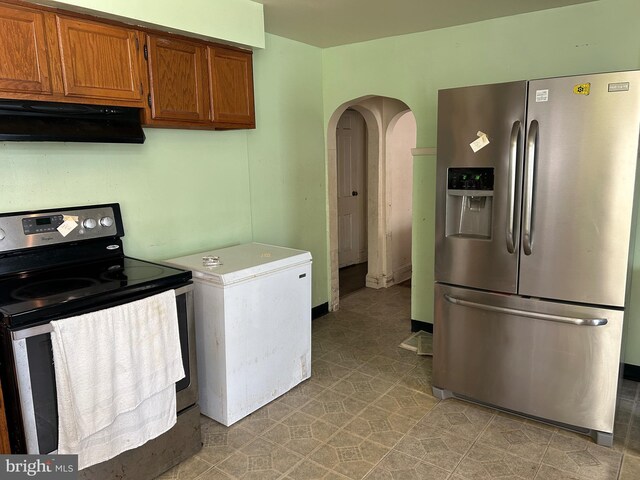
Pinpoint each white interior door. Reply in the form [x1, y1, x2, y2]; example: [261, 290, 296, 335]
[337, 109, 367, 268]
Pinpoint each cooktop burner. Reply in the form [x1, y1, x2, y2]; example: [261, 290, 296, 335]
[0, 256, 191, 328]
[101, 264, 165, 282]
[11, 277, 100, 301]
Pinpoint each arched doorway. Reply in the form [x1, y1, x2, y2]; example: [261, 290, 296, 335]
[326, 96, 416, 310]
[336, 109, 368, 296]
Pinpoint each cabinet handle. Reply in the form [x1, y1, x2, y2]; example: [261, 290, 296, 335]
[148, 94, 152, 107]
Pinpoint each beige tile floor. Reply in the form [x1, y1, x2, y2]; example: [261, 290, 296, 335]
[158, 285, 640, 480]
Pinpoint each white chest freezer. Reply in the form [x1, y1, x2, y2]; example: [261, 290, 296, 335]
[165, 242, 312, 426]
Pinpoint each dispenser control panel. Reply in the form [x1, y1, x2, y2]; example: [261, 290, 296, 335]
[445, 167, 494, 239]
[447, 168, 494, 191]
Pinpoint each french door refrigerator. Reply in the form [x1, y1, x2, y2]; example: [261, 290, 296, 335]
[432, 70, 640, 446]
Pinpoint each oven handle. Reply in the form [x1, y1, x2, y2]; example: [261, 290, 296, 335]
[11, 285, 193, 341]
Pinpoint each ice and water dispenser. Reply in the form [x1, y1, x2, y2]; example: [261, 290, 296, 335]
[446, 168, 494, 239]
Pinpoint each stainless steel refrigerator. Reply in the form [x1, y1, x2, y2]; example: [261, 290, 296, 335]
[432, 70, 640, 446]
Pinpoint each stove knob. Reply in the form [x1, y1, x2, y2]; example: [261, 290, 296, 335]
[83, 218, 97, 229]
[100, 216, 114, 228]
[0, 228, 5, 241]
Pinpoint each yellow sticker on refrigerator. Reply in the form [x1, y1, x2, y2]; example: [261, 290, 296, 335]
[573, 83, 591, 95]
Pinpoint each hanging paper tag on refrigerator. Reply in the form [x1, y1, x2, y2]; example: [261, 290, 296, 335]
[470, 131, 490, 153]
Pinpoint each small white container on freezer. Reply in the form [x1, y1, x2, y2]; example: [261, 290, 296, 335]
[165, 242, 312, 426]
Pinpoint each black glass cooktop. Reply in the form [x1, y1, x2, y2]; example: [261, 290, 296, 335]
[0, 256, 191, 328]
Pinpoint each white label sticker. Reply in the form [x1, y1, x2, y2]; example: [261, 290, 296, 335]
[536, 89, 549, 102]
[63, 215, 79, 223]
[57, 219, 78, 237]
[608, 82, 630, 92]
[469, 132, 490, 153]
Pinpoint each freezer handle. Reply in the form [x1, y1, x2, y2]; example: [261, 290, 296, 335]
[523, 120, 538, 255]
[506, 120, 521, 254]
[443, 294, 608, 326]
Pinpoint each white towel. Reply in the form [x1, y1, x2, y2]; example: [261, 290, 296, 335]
[50, 289, 185, 470]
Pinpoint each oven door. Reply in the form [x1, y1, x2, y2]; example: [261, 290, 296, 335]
[8, 284, 197, 454]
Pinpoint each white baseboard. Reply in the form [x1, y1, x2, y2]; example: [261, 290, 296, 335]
[366, 273, 392, 289]
[393, 264, 412, 285]
[366, 265, 411, 289]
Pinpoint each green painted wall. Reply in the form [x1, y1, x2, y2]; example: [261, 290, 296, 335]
[0, 129, 254, 260]
[41, 0, 265, 48]
[321, 0, 640, 364]
[247, 34, 328, 307]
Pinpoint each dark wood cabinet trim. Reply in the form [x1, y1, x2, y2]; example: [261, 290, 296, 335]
[0, 385, 10, 454]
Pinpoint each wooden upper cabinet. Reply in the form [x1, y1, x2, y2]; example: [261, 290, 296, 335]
[0, 3, 54, 95]
[208, 46, 255, 128]
[145, 35, 210, 125]
[0, 1, 256, 129]
[56, 16, 143, 103]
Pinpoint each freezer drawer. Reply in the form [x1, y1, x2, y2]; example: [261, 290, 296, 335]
[433, 284, 623, 435]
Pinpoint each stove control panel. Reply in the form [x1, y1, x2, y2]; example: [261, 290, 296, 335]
[22, 214, 64, 235]
[0, 204, 123, 253]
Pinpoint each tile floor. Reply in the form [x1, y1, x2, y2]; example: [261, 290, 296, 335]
[158, 285, 640, 480]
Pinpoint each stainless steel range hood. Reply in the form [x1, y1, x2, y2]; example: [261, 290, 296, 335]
[0, 100, 145, 144]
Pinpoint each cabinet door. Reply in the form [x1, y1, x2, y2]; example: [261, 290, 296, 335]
[146, 35, 210, 124]
[208, 46, 255, 128]
[0, 4, 53, 95]
[56, 16, 143, 103]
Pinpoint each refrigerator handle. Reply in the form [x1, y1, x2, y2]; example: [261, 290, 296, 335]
[506, 121, 521, 254]
[523, 120, 538, 255]
[444, 294, 608, 326]
[444, 295, 608, 327]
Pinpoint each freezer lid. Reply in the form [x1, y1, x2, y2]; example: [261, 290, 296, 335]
[165, 243, 312, 286]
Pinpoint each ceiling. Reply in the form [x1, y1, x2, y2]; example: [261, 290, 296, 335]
[252, 0, 598, 48]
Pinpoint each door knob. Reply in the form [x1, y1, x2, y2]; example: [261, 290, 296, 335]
[352, 191, 358, 196]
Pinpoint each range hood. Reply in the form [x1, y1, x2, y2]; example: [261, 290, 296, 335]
[0, 100, 145, 144]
